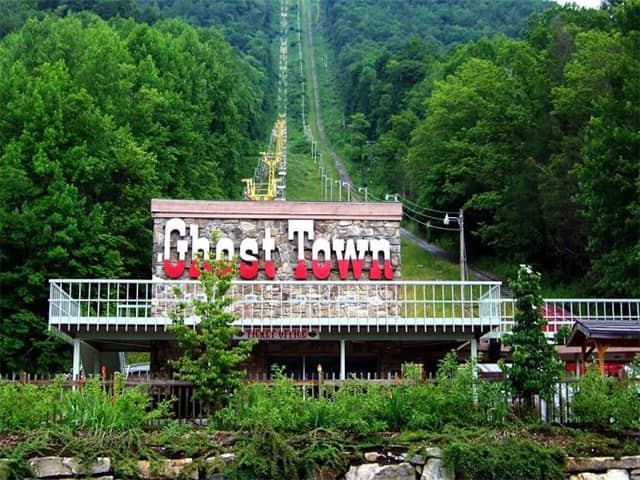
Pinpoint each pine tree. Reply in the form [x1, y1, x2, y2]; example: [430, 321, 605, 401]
[502, 265, 563, 415]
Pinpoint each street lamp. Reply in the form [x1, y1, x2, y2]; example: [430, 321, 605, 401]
[385, 193, 399, 202]
[443, 210, 467, 283]
[335, 179, 342, 201]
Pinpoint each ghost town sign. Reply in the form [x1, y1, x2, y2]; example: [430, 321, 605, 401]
[160, 218, 394, 281]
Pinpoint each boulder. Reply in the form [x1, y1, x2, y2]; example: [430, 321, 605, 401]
[566, 458, 617, 473]
[569, 471, 629, 480]
[345, 462, 416, 480]
[421, 458, 454, 480]
[29, 457, 111, 478]
[424, 447, 443, 459]
[137, 459, 198, 479]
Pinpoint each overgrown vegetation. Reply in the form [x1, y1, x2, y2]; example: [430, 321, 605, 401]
[318, 0, 639, 296]
[1, 358, 640, 478]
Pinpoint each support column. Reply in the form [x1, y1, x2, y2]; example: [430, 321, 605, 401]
[470, 336, 478, 404]
[302, 354, 306, 381]
[470, 337, 478, 380]
[72, 338, 81, 382]
[339, 339, 346, 380]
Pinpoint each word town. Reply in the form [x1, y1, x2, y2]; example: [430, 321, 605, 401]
[160, 218, 394, 281]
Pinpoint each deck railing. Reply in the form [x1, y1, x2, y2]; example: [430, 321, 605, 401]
[49, 279, 502, 332]
[49, 280, 639, 334]
[500, 298, 640, 337]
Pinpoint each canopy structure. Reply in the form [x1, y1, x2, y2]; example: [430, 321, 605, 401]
[567, 320, 640, 374]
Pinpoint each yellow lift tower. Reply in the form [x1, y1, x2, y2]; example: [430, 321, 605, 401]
[242, 114, 287, 201]
[243, 0, 288, 201]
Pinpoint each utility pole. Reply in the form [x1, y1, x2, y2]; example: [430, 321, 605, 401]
[459, 209, 466, 282]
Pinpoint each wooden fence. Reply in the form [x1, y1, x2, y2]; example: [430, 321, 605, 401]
[1, 373, 635, 425]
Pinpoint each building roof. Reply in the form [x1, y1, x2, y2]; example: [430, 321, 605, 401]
[151, 199, 403, 221]
[567, 320, 640, 347]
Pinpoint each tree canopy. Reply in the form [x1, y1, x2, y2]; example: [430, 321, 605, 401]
[0, 13, 270, 373]
[322, 0, 640, 296]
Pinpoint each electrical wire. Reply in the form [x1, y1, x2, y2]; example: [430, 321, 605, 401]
[397, 193, 457, 215]
[402, 210, 459, 231]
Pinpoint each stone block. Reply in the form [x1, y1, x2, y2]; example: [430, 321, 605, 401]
[621, 458, 640, 470]
[604, 470, 630, 480]
[345, 462, 415, 480]
[571, 471, 629, 480]
[567, 457, 640, 473]
[566, 457, 617, 473]
[421, 458, 453, 480]
[364, 452, 379, 462]
[424, 447, 443, 459]
[137, 459, 198, 479]
[29, 457, 111, 478]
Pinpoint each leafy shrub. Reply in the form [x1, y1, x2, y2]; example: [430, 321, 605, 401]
[214, 353, 507, 436]
[0, 376, 168, 434]
[572, 367, 640, 431]
[0, 380, 62, 432]
[444, 435, 565, 480]
[58, 377, 169, 433]
[225, 421, 301, 480]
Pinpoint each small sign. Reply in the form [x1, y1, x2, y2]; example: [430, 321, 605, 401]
[236, 328, 320, 340]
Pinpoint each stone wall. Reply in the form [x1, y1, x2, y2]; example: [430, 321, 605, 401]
[151, 200, 402, 282]
[12, 454, 640, 479]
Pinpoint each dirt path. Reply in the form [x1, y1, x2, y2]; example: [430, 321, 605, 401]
[303, 0, 352, 185]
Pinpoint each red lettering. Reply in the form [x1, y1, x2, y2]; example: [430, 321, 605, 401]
[312, 259, 331, 280]
[295, 259, 307, 280]
[163, 259, 185, 279]
[264, 260, 276, 279]
[239, 260, 259, 280]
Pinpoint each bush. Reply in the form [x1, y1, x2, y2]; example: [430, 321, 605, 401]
[572, 367, 640, 431]
[444, 434, 565, 480]
[0, 376, 168, 434]
[0, 381, 62, 432]
[214, 353, 507, 436]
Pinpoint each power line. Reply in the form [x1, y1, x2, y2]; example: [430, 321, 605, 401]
[402, 202, 449, 223]
[402, 210, 459, 231]
[397, 194, 457, 216]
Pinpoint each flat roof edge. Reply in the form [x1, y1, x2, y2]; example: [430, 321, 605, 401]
[151, 199, 403, 221]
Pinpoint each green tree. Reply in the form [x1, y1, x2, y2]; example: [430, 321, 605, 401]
[347, 112, 370, 184]
[0, 14, 267, 373]
[502, 265, 563, 414]
[407, 56, 541, 258]
[169, 260, 256, 411]
[566, 27, 640, 296]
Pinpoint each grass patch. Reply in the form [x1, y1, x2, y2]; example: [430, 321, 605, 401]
[401, 238, 461, 281]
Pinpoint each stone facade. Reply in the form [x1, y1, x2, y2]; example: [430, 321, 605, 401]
[151, 200, 402, 282]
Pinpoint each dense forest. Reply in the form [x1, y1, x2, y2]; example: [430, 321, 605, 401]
[0, 0, 278, 373]
[320, 0, 639, 297]
[0, 0, 637, 374]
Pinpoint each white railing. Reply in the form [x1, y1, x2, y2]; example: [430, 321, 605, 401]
[500, 298, 640, 337]
[48, 279, 502, 332]
[49, 280, 639, 335]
